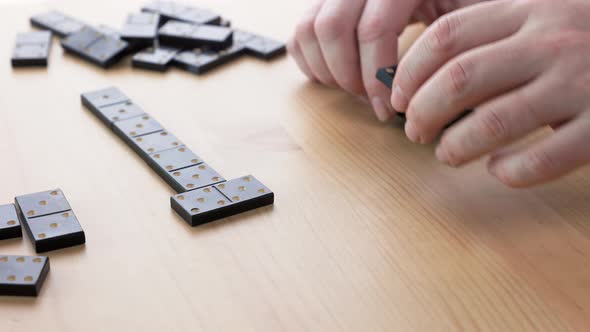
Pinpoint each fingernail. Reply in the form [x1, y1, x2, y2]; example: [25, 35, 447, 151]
[356, 95, 369, 105]
[391, 84, 409, 112]
[487, 158, 500, 176]
[405, 121, 421, 143]
[435, 145, 449, 164]
[372, 97, 390, 122]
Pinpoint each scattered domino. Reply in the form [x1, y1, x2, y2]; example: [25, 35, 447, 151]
[172, 44, 244, 75]
[132, 46, 180, 72]
[0, 255, 50, 297]
[30, 10, 86, 37]
[28, 4, 285, 75]
[171, 175, 274, 226]
[11, 31, 52, 67]
[142, 0, 221, 25]
[121, 12, 160, 46]
[61, 26, 129, 68]
[233, 30, 286, 60]
[171, 31, 286, 75]
[95, 24, 121, 39]
[0, 204, 22, 240]
[220, 18, 231, 28]
[82, 86, 275, 225]
[15, 189, 86, 253]
[158, 21, 233, 50]
[16, 189, 71, 218]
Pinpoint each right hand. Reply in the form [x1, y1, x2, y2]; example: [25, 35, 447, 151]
[288, 0, 485, 122]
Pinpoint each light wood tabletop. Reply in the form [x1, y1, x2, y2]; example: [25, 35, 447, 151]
[1, 0, 590, 331]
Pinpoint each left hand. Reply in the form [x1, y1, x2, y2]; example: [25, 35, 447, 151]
[392, 0, 590, 188]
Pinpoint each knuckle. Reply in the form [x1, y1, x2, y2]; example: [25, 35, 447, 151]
[314, 13, 347, 42]
[364, 74, 385, 95]
[512, 92, 541, 126]
[357, 15, 390, 43]
[427, 13, 461, 53]
[525, 150, 558, 175]
[479, 108, 509, 141]
[397, 61, 416, 88]
[445, 57, 471, 97]
[295, 17, 316, 41]
[339, 75, 364, 95]
[539, 31, 581, 57]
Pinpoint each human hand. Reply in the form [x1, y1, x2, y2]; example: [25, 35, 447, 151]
[288, 0, 482, 122]
[393, 0, 590, 187]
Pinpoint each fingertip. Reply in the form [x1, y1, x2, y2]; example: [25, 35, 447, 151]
[405, 121, 421, 143]
[435, 145, 450, 165]
[487, 159, 525, 188]
[371, 96, 391, 122]
[286, 37, 296, 54]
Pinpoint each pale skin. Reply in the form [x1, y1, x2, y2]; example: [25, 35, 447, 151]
[288, 0, 590, 188]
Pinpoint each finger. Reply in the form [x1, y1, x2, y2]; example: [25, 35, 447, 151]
[294, 0, 337, 86]
[392, 0, 528, 112]
[314, 0, 366, 96]
[287, 37, 318, 81]
[357, 0, 420, 122]
[487, 115, 590, 188]
[436, 75, 577, 167]
[408, 35, 544, 144]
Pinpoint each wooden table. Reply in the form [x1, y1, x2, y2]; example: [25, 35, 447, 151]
[1, 0, 590, 331]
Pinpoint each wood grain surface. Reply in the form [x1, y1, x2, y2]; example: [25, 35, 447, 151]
[0, 0, 589, 331]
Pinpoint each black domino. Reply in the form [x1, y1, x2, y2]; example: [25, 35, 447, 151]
[234, 30, 286, 60]
[0, 255, 50, 297]
[132, 130, 183, 155]
[15, 189, 71, 218]
[81, 86, 129, 109]
[121, 12, 160, 46]
[81, 87, 143, 127]
[95, 25, 121, 39]
[113, 114, 164, 140]
[158, 21, 232, 50]
[147, 146, 203, 172]
[375, 66, 405, 119]
[132, 46, 180, 71]
[82, 87, 275, 225]
[376, 66, 396, 90]
[172, 44, 244, 74]
[30, 10, 86, 37]
[61, 26, 129, 68]
[164, 163, 225, 193]
[376, 65, 474, 124]
[0, 204, 22, 240]
[92, 101, 146, 126]
[170, 175, 273, 226]
[15, 189, 86, 253]
[220, 18, 231, 28]
[142, 1, 221, 25]
[11, 31, 52, 67]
